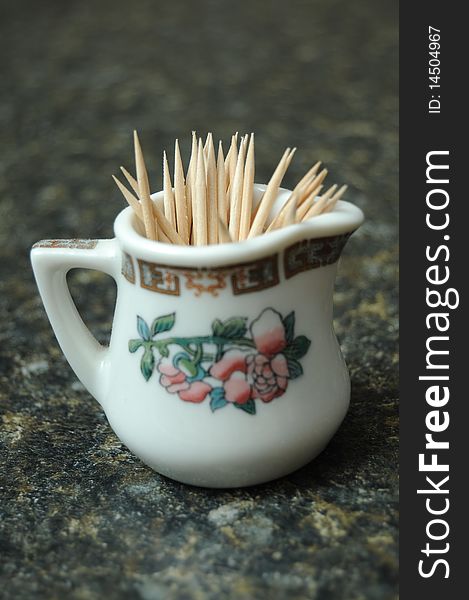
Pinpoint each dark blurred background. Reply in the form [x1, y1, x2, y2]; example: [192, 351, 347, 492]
[0, 1, 398, 598]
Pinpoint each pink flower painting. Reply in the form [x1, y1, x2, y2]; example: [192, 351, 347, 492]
[158, 360, 212, 403]
[129, 308, 311, 414]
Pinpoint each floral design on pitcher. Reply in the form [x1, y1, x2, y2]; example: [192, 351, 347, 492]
[128, 308, 311, 415]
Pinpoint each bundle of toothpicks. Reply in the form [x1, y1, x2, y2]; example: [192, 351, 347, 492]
[112, 131, 347, 245]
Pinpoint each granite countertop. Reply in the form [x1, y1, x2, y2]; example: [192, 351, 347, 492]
[0, 0, 398, 598]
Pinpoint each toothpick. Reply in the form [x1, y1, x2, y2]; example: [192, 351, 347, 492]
[120, 166, 139, 196]
[113, 175, 184, 245]
[154, 196, 164, 214]
[323, 184, 348, 213]
[217, 141, 227, 227]
[298, 168, 328, 205]
[186, 131, 197, 239]
[302, 184, 338, 221]
[266, 184, 303, 232]
[205, 133, 218, 244]
[248, 147, 296, 238]
[194, 139, 207, 245]
[226, 133, 238, 194]
[296, 184, 324, 220]
[289, 171, 328, 222]
[158, 228, 171, 243]
[228, 136, 247, 241]
[283, 189, 298, 227]
[190, 133, 199, 245]
[267, 167, 328, 231]
[112, 175, 143, 217]
[218, 217, 233, 243]
[174, 139, 190, 244]
[163, 151, 177, 228]
[239, 133, 255, 240]
[250, 146, 296, 232]
[295, 161, 321, 192]
[203, 132, 211, 161]
[225, 132, 238, 185]
[152, 201, 186, 244]
[134, 131, 157, 241]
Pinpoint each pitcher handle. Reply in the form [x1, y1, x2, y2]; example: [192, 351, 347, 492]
[30, 238, 120, 407]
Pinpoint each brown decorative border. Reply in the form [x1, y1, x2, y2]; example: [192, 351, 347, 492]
[181, 270, 228, 297]
[122, 252, 135, 284]
[33, 239, 98, 250]
[129, 233, 350, 296]
[135, 254, 279, 297]
[231, 255, 279, 295]
[284, 232, 352, 279]
[138, 259, 181, 296]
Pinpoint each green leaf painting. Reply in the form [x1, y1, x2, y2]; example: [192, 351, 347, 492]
[151, 313, 175, 336]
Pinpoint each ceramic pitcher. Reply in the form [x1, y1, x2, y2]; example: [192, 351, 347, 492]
[31, 185, 364, 487]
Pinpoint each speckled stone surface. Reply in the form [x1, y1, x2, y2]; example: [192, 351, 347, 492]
[0, 0, 398, 598]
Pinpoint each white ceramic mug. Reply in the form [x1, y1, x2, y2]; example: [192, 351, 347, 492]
[31, 185, 364, 488]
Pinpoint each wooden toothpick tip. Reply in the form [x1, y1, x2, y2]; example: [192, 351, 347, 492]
[217, 141, 227, 227]
[296, 184, 324, 220]
[112, 175, 142, 218]
[226, 133, 239, 196]
[228, 135, 247, 241]
[186, 131, 198, 230]
[323, 184, 348, 213]
[239, 133, 255, 240]
[296, 160, 322, 190]
[298, 168, 328, 205]
[174, 139, 190, 243]
[248, 147, 292, 238]
[203, 132, 213, 156]
[120, 166, 139, 195]
[205, 134, 218, 244]
[134, 130, 157, 240]
[163, 150, 177, 229]
[194, 139, 208, 246]
[268, 162, 325, 230]
[302, 184, 338, 221]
